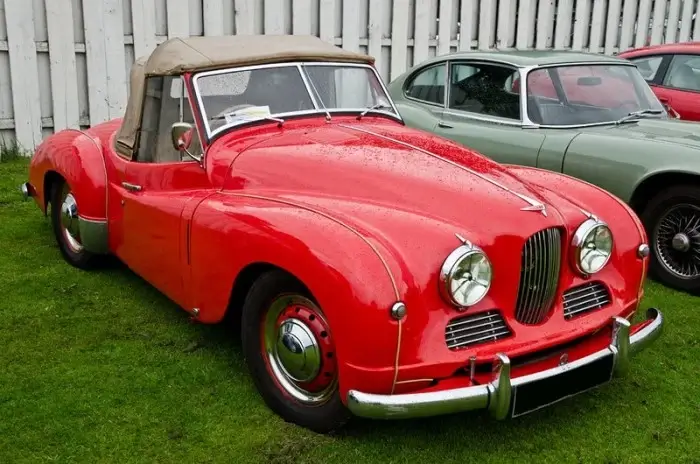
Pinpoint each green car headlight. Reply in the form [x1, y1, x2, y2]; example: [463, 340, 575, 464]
[572, 218, 613, 275]
[439, 243, 492, 308]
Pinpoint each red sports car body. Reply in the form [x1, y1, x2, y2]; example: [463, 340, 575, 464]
[22, 36, 663, 432]
[619, 42, 700, 121]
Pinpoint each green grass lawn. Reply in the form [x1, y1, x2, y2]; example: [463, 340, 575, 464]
[1, 158, 699, 464]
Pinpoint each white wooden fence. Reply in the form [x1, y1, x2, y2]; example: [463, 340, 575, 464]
[1, 0, 699, 152]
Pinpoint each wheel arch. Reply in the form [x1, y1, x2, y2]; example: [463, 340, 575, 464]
[629, 170, 700, 214]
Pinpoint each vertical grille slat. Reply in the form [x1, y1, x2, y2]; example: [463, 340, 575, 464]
[444, 310, 511, 350]
[563, 282, 611, 319]
[515, 227, 562, 325]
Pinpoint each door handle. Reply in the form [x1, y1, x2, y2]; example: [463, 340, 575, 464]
[437, 121, 453, 129]
[121, 182, 142, 192]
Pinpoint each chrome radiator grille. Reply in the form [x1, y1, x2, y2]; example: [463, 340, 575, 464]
[515, 227, 562, 325]
[445, 310, 511, 350]
[563, 282, 611, 319]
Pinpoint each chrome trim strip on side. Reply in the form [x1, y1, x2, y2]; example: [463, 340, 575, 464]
[78, 216, 109, 254]
[347, 308, 663, 420]
[338, 124, 548, 214]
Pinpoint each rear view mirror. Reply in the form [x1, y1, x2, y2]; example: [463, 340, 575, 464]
[577, 76, 602, 86]
[171, 122, 202, 163]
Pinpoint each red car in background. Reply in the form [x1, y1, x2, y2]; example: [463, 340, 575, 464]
[619, 42, 700, 121]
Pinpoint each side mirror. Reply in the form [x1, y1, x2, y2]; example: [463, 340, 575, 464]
[664, 103, 681, 119]
[171, 122, 201, 163]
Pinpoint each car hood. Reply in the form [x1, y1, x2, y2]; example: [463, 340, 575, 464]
[583, 117, 700, 150]
[223, 119, 594, 254]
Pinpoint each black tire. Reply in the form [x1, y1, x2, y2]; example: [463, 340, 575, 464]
[640, 184, 700, 295]
[241, 270, 350, 433]
[50, 178, 97, 270]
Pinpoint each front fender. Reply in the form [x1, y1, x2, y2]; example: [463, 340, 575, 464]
[188, 193, 403, 399]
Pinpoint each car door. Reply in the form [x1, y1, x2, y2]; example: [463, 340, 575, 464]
[433, 61, 545, 167]
[625, 54, 684, 117]
[657, 54, 700, 121]
[114, 75, 210, 309]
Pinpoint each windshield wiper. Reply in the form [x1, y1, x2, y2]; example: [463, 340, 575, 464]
[211, 114, 285, 127]
[357, 103, 392, 120]
[615, 109, 664, 125]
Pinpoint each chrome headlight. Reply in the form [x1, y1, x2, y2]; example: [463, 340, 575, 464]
[439, 243, 492, 308]
[572, 218, 613, 275]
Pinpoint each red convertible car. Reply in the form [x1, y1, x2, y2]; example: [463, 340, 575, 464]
[22, 35, 663, 432]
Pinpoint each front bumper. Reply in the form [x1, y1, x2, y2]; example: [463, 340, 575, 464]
[347, 307, 663, 420]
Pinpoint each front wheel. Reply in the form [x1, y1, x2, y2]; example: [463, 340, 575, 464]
[50, 179, 98, 269]
[641, 185, 700, 295]
[241, 270, 350, 433]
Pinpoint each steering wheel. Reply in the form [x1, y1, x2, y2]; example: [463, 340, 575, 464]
[213, 104, 256, 120]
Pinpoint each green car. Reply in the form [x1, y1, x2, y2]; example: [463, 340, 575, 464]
[388, 50, 700, 294]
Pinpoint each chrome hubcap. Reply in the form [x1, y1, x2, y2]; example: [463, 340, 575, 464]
[655, 203, 700, 279]
[263, 295, 337, 404]
[60, 187, 83, 253]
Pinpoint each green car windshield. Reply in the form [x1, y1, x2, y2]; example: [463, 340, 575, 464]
[525, 64, 665, 126]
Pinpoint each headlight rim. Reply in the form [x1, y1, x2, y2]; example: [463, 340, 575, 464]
[439, 242, 492, 310]
[571, 217, 614, 275]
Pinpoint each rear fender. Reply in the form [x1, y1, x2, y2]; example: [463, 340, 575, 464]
[189, 193, 403, 399]
[29, 129, 109, 253]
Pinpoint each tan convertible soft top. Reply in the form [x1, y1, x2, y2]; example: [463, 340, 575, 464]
[115, 35, 375, 157]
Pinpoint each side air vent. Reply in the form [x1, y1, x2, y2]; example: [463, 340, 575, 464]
[445, 310, 511, 350]
[563, 282, 611, 319]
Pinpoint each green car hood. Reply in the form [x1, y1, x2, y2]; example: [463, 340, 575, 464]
[583, 118, 700, 150]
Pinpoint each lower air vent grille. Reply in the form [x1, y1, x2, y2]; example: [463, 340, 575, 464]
[563, 282, 611, 319]
[445, 310, 511, 350]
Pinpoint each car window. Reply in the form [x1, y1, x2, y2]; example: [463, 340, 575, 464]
[136, 76, 203, 164]
[404, 64, 446, 105]
[630, 56, 664, 81]
[448, 63, 520, 120]
[663, 54, 700, 91]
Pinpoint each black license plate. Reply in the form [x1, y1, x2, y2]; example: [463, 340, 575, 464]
[511, 353, 615, 418]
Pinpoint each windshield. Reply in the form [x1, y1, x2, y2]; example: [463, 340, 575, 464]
[525, 64, 666, 126]
[193, 63, 396, 136]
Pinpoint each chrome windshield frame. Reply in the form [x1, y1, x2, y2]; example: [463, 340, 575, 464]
[192, 61, 402, 139]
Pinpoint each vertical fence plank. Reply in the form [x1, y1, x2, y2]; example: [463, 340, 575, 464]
[318, 0, 334, 42]
[571, 0, 591, 50]
[604, 0, 622, 55]
[554, 0, 574, 49]
[664, 0, 681, 43]
[496, 0, 514, 49]
[167, 0, 190, 38]
[650, 0, 668, 45]
[368, 1, 384, 71]
[265, 0, 284, 33]
[235, 0, 255, 35]
[535, 0, 555, 50]
[618, 0, 638, 52]
[588, 0, 607, 54]
[390, 0, 409, 81]
[413, 0, 430, 62]
[635, 0, 653, 47]
[478, 0, 496, 50]
[83, 0, 127, 124]
[516, 0, 535, 49]
[437, 0, 452, 55]
[203, 0, 225, 36]
[292, 0, 311, 34]
[459, 0, 475, 50]
[679, 0, 694, 42]
[46, 0, 80, 131]
[694, 0, 700, 40]
[342, 0, 359, 51]
[132, 0, 157, 58]
[4, 0, 41, 148]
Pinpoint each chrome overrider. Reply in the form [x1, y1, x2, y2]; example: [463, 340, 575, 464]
[347, 308, 664, 420]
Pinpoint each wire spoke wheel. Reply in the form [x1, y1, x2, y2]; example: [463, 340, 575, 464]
[654, 203, 700, 279]
[261, 294, 338, 405]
